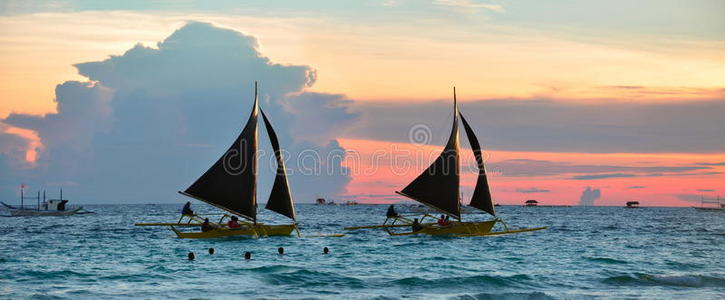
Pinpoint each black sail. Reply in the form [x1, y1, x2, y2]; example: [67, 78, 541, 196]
[398, 95, 461, 219]
[181, 83, 259, 221]
[460, 113, 495, 216]
[261, 110, 296, 220]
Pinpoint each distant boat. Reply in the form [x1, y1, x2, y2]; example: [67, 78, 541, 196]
[315, 198, 327, 205]
[625, 201, 640, 208]
[1, 187, 87, 216]
[693, 195, 724, 211]
[345, 200, 358, 206]
[524, 199, 539, 207]
[136, 83, 342, 238]
[345, 87, 546, 236]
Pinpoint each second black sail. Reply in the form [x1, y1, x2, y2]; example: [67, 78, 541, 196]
[261, 110, 296, 220]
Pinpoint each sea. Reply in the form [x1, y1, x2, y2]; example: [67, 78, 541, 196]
[0, 204, 723, 299]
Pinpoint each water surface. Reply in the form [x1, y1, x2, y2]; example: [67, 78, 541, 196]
[1, 204, 723, 299]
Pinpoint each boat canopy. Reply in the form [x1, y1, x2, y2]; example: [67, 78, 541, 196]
[181, 83, 260, 221]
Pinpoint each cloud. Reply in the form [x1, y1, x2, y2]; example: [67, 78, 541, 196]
[696, 162, 725, 166]
[571, 173, 637, 180]
[488, 159, 709, 177]
[346, 98, 725, 153]
[516, 187, 550, 193]
[0, 22, 357, 203]
[675, 194, 701, 203]
[433, 0, 505, 13]
[281, 92, 359, 144]
[579, 186, 600, 206]
[627, 185, 646, 189]
[696, 189, 715, 192]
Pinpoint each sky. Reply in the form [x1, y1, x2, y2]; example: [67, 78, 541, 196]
[0, 0, 723, 206]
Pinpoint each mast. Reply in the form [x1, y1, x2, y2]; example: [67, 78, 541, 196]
[396, 87, 461, 219]
[261, 110, 296, 220]
[181, 82, 259, 221]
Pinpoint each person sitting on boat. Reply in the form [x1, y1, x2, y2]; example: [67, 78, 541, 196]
[412, 218, 423, 232]
[227, 216, 241, 229]
[386, 204, 399, 218]
[181, 201, 194, 216]
[201, 218, 214, 232]
[437, 214, 447, 226]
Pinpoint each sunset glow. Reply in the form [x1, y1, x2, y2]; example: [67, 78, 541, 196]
[0, 2, 723, 206]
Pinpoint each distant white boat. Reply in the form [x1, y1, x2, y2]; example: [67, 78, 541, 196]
[1, 187, 88, 216]
[693, 195, 723, 211]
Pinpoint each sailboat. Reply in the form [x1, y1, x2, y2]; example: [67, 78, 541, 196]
[345, 88, 546, 236]
[135, 82, 300, 239]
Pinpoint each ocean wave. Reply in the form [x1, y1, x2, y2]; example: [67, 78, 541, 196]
[604, 273, 725, 288]
[258, 268, 365, 288]
[583, 256, 628, 264]
[99, 272, 174, 282]
[392, 274, 533, 289]
[28, 294, 69, 300]
[454, 292, 556, 300]
[17, 270, 94, 281]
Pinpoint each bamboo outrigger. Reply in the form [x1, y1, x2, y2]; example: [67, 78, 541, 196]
[135, 82, 340, 239]
[345, 87, 546, 236]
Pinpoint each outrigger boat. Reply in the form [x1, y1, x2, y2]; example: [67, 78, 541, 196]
[136, 82, 319, 238]
[345, 88, 546, 236]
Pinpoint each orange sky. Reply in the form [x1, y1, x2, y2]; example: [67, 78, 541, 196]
[338, 139, 725, 207]
[2, 12, 725, 119]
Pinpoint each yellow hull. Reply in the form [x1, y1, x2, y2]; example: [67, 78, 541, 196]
[346, 214, 546, 237]
[388, 220, 497, 236]
[172, 223, 297, 239]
